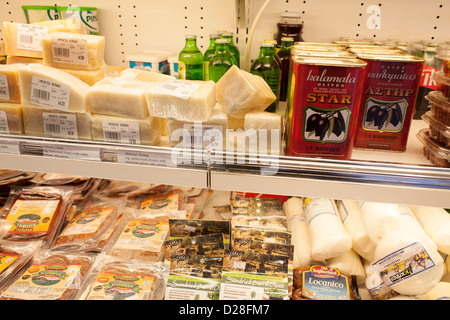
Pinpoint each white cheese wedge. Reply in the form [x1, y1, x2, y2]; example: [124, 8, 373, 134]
[0, 103, 23, 135]
[167, 106, 228, 148]
[22, 105, 92, 140]
[88, 69, 174, 120]
[42, 32, 105, 70]
[19, 64, 90, 113]
[216, 65, 276, 118]
[145, 79, 216, 122]
[0, 64, 22, 104]
[91, 114, 161, 146]
[409, 205, 450, 255]
[244, 111, 282, 155]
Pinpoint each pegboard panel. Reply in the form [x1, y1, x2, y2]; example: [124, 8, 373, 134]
[0, 0, 449, 68]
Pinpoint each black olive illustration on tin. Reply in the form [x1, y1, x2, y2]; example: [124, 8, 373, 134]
[365, 103, 403, 130]
[306, 110, 345, 140]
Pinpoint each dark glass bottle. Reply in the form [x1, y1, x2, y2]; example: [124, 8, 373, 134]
[203, 34, 220, 81]
[221, 32, 240, 67]
[178, 35, 203, 80]
[274, 12, 304, 46]
[277, 37, 293, 102]
[250, 42, 281, 113]
[209, 39, 238, 83]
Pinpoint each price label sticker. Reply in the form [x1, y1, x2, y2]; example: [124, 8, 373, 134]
[43, 113, 78, 139]
[51, 38, 89, 65]
[30, 76, 71, 111]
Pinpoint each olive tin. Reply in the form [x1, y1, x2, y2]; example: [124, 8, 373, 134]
[353, 53, 424, 151]
[285, 56, 367, 159]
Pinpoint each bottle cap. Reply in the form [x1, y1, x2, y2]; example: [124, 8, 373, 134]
[222, 32, 234, 37]
[185, 34, 197, 39]
[215, 39, 230, 44]
[210, 34, 220, 38]
[280, 12, 301, 18]
[261, 42, 274, 48]
[281, 37, 294, 42]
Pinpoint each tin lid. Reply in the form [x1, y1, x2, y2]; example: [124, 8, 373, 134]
[294, 42, 346, 47]
[349, 49, 406, 55]
[356, 53, 425, 63]
[292, 50, 357, 58]
[293, 56, 367, 67]
[292, 45, 348, 52]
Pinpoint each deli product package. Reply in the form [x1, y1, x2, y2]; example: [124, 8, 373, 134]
[52, 195, 126, 251]
[98, 180, 167, 199]
[30, 173, 90, 186]
[0, 185, 74, 248]
[132, 186, 188, 212]
[0, 240, 42, 291]
[163, 233, 225, 261]
[0, 64, 22, 104]
[77, 253, 167, 300]
[0, 219, 13, 241]
[0, 248, 96, 300]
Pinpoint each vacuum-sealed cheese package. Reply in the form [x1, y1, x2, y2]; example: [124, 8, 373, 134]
[0, 64, 22, 104]
[0, 249, 96, 300]
[0, 103, 23, 135]
[77, 253, 167, 300]
[18, 64, 90, 113]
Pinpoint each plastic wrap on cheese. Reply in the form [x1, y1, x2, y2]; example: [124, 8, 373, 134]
[283, 197, 312, 268]
[303, 198, 352, 261]
[372, 229, 444, 296]
[0, 103, 24, 135]
[0, 64, 22, 104]
[337, 200, 376, 262]
[60, 64, 107, 86]
[409, 205, 450, 255]
[167, 106, 228, 148]
[91, 114, 161, 146]
[22, 105, 92, 140]
[88, 69, 174, 120]
[42, 32, 105, 70]
[417, 282, 450, 300]
[7, 56, 43, 65]
[227, 114, 245, 129]
[216, 65, 276, 118]
[145, 79, 216, 122]
[19, 64, 90, 113]
[32, 19, 87, 35]
[326, 249, 366, 285]
[244, 111, 282, 155]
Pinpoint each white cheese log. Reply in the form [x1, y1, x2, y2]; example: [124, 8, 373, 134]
[145, 79, 216, 122]
[0, 103, 23, 134]
[364, 261, 399, 300]
[244, 111, 282, 155]
[22, 105, 92, 140]
[283, 197, 312, 268]
[216, 65, 276, 118]
[91, 114, 161, 146]
[373, 229, 444, 296]
[409, 205, 450, 255]
[0, 64, 22, 104]
[42, 32, 105, 70]
[417, 282, 450, 300]
[326, 249, 366, 285]
[302, 198, 353, 261]
[19, 64, 90, 113]
[337, 200, 376, 262]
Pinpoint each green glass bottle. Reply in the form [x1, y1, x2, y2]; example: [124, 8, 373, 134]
[265, 39, 282, 67]
[277, 37, 293, 101]
[178, 35, 203, 80]
[209, 39, 238, 83]
[221, 32, 240, 67]
[203, 33, 220, 81]
[250, 42, 281, 113]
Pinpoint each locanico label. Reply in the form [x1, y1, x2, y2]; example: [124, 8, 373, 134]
[301, 265, 352, 300]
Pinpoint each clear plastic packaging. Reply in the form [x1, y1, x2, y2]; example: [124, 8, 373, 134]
[417, 128, 450, 167]
[98, 180, 167, 198]
[433, 71, 450, 99]
[425, 90, 450, 126]
[422, 111, 450, 148]
[30, 173, 90, 186]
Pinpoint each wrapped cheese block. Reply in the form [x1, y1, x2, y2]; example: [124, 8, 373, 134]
[7, 56, 43, 65]
[0, 64, 22, 104]
[216, 65, 276, 118]
[372, 229, 444, 296]
[60, 65, 107, 86]
[417, 282, 450, 300]
[326, 249, 366, 285]
[91, 114, 161, 146]
[145, 79, 216, 122]
[227, 114, 245, 130]
[303, 198, 352, 261]
[0, 103, 24, 135]
[22, 105, 92, 140]
[32, 19, 87, 35]
[42, 32, 105, 70]
[244, 111, 282, 155]
[167, 106, 228, 148]
[283, 197, 312, 268]
[409, 205, 450, 255]
[88, 69, 174, 120]
[336, 200, 376, 262]
[19, 64, 90, 113]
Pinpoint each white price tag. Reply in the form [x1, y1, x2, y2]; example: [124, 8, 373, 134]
[0, 111, 9, 134]
[16, 23, 48, 51]
[43, 113, 78, 139]
[183, 123, 223, 148]
[51, 38, 88, 65]
[117, 150, 177, 168]
[43, 144, 100, 161]
[0, 140, 21, 154]
[102, 121, 141, 145]
[30, 76, 71, 111]
[0, 74, 10, 100]
[154, 80, 201, 100]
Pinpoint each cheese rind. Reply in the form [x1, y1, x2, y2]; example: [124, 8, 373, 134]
[216, 65, 276, 118]
[0, 103, 23, 134]
[145, 79, 216, 122]
[91, 114, 161, 146]
[22, 105, 92, 140]
[19, 64, 90, 112]
[42, 32, 105, 70]
[0, 64, 22, 104]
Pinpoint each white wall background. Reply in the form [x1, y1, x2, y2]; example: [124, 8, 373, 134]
[1, 0, 449, 69]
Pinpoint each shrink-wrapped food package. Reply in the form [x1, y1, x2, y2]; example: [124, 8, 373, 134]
[0, 103, 24, 135]
[0, 64, 22, 104]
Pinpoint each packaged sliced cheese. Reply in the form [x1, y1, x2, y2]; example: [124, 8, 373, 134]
[216, 65, 276, 118]
[409, 205, 450, 255]
[19, 64, 90, 113]
[0, 64, 22, 104]
[0, 104, 24, 135]
[244, 111, 282, 155]
[7, 56, 43, 65]
[145, 79, 216, 122]
[22, 105, 92, 140]
[91, 114, 161, 146]
[42, 32, 105, 70]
